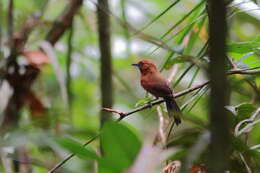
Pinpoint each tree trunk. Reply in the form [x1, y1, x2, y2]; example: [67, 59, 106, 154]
[207, 0, 230, 172]
[97, 0, 113, 126]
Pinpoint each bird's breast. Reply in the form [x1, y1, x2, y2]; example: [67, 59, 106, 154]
[140, 76, 162, 97]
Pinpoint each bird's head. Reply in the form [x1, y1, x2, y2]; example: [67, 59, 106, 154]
[132, 59, 157, 75]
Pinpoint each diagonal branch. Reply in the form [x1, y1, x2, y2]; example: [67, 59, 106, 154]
[46, 0, 83, 45]
[102, 80, 210, 119]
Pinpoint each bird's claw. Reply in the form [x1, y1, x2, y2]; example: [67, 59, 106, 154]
[146, 98, 158, 108]
[147, 101, 153, 108]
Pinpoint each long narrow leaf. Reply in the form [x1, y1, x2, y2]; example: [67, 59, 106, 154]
[160, 0, 205, 40]
[135, 0, 181, 34]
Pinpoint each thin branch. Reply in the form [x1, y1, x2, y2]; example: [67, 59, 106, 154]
[103, 80, 211, 120]
[47, 134, 100, 173]
[239, 153, 252, 173]
[156, 106, 167, 145]
[45, 0, 83, 45]
[66, 22, 74, 123]
[102, 108, 125, 117]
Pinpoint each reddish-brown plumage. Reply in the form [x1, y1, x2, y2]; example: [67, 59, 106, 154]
[132, 59, 182, 125]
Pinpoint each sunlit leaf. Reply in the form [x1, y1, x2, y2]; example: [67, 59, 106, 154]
[164, 56, 187, 69]
[227, 41, 259, 54]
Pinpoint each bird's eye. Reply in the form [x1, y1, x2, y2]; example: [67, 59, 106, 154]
[139, 62, 144, 66]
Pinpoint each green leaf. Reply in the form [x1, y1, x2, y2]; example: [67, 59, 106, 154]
[227, 41, 260, 54]
[99, 121, 142, 173]
[55, 137, 100, 161]
[167, 129, 200, 148]
[160, 0, 205, 40]
[135, 97, 152, 107]
[237, 103, 256, 115]
[231, 136, 260, 160]
[138, 0, 181, 33]
[185, 16, 207, 54]
[173, 64, 194, 88]
[236, 103, 256, 121]
[230, 52, 260, 68]
[164, 56, 187, 69]
[168, 149, 188, 161]
[226, 103, 257, 124]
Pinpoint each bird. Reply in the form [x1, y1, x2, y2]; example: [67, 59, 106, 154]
[132, 59, 182, 125]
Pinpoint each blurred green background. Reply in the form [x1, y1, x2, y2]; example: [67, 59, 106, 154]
[0, 0, 259, 172]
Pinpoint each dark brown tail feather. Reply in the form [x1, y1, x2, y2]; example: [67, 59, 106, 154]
[164, 96, 182, 125]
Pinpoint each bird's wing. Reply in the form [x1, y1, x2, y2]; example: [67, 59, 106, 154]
[142, 73, 173, 97]
[149, 81, 172, 97]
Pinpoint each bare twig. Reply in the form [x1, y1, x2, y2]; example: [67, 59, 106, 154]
[101, 108, 125, 117]
[103, 80, 210, 119]
[48, 134, 99, 173]
[156, 106, 167, 145]
[239, 153, 252, 173]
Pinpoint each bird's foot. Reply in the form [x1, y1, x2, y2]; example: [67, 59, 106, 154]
[146, 97, 158, 108]
[147, 101, 153, 108]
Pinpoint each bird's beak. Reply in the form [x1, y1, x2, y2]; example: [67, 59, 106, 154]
[132, 63, 139, 67]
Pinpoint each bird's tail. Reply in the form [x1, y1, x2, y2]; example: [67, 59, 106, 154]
[164, 96, 182, 125]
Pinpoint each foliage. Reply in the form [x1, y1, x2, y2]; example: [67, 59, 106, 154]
[0, 0, 259, 173]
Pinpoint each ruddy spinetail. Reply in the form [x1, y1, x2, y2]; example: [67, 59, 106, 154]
[132, 59, 182, 125]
